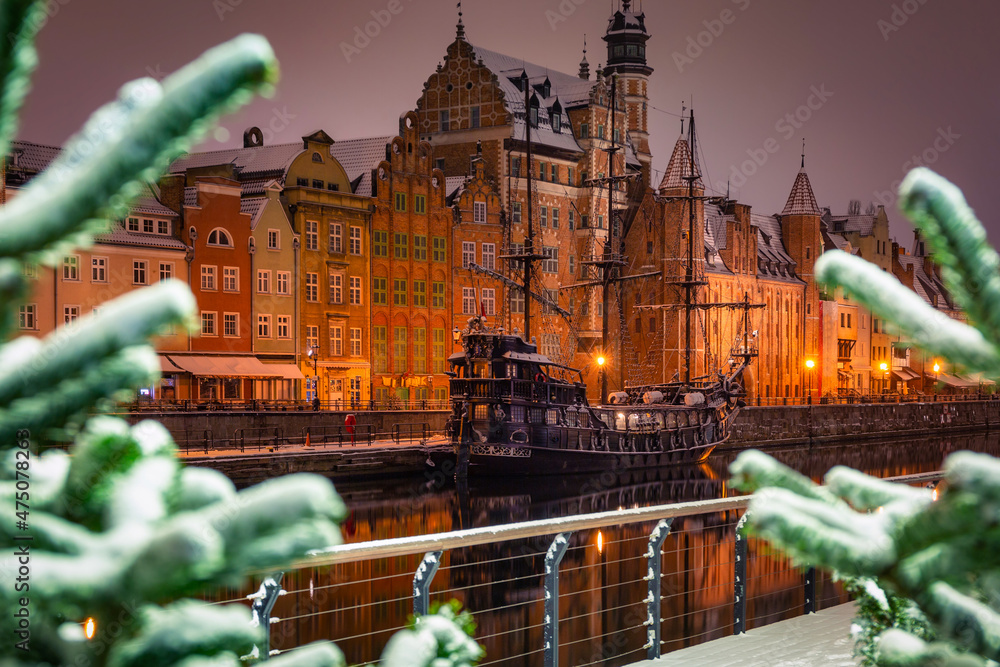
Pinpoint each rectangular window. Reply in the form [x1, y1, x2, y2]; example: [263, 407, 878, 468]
[474, 201, 486, 224]
[544, 289, 559, 314]
[393, 278, 407, 306]
[568, 167, 574, 185]
[18, 304, 36, 330]
[432, 236, 446, 262]
[127, 217, 140, 232]
[350, 276, 362, 305]
[569, 210, 575, 230]
[223, 267, 238, 292]
[435, 157, 446, 171]
[432, 281, 445, 308]
[413, 327, 427, 374]
[159, 262, 173, 281]
[374, 277, 387, 305]
[482, 243, 495, 271]
[393, 327, 407, 373]
[580, 123, 589, 138]
[350, 328, 362, 356]
[91, 257, 107, 282]
[512, 201, 522, 223]
[597, 214, 604, 229]
[257, 269, 271, 294]
[268, 229, 279, 249]
[329, 272, 343, 304]
[394, 232, 408, 259]
[374, 326, 387, 373]
[306, 325, 319, 352]
[511, 156, 521, 176]
[134, 261, 148, 285]
[462, 287, 476, 315]
[306, 272, 318, 302]
[224, 313, 238, 337]
[277, 315, 290, 339]
[374, 230, 388, 257]
[276, 271, 290, 295]
[201, 312, 216, 336]
[543, 246, 559, 273]
[462, 241, 475, 269]
[551, 208, 560, 229]
[350, 226, 362, 254]
[415, 195, 426, 215]
[143, 219, 154, 233]
[470, 105, 480, 129]
[414, 280, 427, 307]
[432, 328, 446, 373]
[540, 206, 547, 227]
[63, 305, 80, 324]
[257, 314, 271, 338]
[414, 235, 428, 260]
[538, 162, 546, 182]
[581, 214, 589, 228]
[482, 288, 495, 316]
[394, 192, 407, 212]
[511, 287, 524, 314]
[305, 220, 318, 250]
[439, 109, 449, 131]
[312, 179, 323, 190]
[551, 164, 558, 182]
[597, 125, 605, 139]
[569, 256, 575, 275]
[63, 256, 79, 281]
[330, 325, 343, 356]
[330, 223, 342, 253]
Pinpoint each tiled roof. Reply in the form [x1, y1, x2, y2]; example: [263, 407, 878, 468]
[241, 176, 281, 196]
[781, 169, 821, 216]
[445, 176, 466, 200]
[657, 136, 702, 193]
[329, 135, 392, 197]
[704, 204, 733, 253]
[8, 140, 59, 174]
[183, 187, 198, 207]
[240, 197, 268, 228]
[824, 214, 875, 237]
[897, 253, 956, 310]
[169, 142, 304, 176]
[752, 213, 801, 283]
[95, 221, 188, 250]
[132, 184, 177, 217]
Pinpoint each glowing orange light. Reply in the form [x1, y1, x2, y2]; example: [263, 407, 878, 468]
[879, 362, 888, 372]
[597, 530, 604, 554]
[84, 618, 96, 640]
[933, 363, 941, 373]
[932, 488, 939, 502]
[805, 359, 815, 370]
[597, 356, 606, 367]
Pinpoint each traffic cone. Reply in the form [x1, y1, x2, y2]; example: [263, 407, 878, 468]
[305, 432, 312, 448]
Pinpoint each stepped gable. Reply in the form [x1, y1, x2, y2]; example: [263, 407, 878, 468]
[781, 167, 821, 216]
[657, 135, 702, 194]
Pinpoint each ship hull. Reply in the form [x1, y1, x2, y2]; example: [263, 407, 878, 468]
[465, 440, 719, 476]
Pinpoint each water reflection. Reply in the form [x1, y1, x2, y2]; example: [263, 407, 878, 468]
[220, 432, 1000, 666]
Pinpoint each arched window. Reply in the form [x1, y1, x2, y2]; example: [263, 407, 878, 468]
[207, 228, 233, 247]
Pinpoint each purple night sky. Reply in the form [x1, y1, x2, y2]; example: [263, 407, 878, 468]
[18, 1, 1000, 244]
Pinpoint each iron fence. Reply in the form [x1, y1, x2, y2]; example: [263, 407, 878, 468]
[115, 399, 452, 413]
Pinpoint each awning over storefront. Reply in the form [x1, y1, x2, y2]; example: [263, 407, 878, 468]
[931, 372, 978, 389]
[961, 372, 996, 387]
[159, 355, 183, 374]
[165, 355, 284, 378]
[892, 368, 920, 382]
[261, 364, 305, 380]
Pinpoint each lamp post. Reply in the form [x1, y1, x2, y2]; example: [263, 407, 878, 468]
[933, 362, 940, 399]
[880, 361, 889, 399]
[597, 355, 607, 404]
[307, 346, 318, 409]
[805, 359, 815, 405]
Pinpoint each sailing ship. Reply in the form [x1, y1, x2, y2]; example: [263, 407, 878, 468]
[447, 74, 760, 476]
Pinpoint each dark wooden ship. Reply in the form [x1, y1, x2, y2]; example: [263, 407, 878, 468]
[448, 79, 759, 476]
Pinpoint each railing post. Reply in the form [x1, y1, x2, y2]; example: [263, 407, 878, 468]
[544, 533, 571, 667]
[248, 572, 284, 661]
[804, 566, 816, 614]
[413, 550, 444, 617]
[645, 519, 673, 660]
[733, 512, 749, 635]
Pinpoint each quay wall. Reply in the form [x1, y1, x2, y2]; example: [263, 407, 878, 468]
[729, 400, 1000, 446]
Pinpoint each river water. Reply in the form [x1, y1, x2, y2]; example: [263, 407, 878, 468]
[219, 432, 1000, 666]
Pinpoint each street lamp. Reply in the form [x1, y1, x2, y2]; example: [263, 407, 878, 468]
[597, 355, 607, 404]
[804, 359, 815, 405]
[933, 361, 941, 397]
[307, 346, 319, 409]
[880, 361, 889, 398]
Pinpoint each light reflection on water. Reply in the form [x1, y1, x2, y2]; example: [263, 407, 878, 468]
[221, 432, 1000, 666]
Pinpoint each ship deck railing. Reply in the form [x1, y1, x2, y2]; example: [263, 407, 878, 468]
[224, 470, 942, 666]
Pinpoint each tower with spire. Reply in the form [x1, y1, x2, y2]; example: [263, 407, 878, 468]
[779, 143, 823, 398]
[603, 0, 653, 188]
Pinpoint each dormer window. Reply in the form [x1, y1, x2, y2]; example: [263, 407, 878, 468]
[529, 97, 539, 128]
[552, 113, 561, 133]
[542, 77, 551, 98]
[207, 228, 233, 247]
[312, 152, 323, 163]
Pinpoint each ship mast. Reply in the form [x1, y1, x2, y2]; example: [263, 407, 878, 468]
[683, 109, 698, 384]
[523, 71, 536, 343]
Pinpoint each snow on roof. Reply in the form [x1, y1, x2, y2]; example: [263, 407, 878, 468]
[95, 221, 188, 250]
[330, 135, 393, 197]
[239, 197, 268, 229]
[8, 140, 59, 174]
[168, 142, 304, 176]
[781, 169, 821, 216]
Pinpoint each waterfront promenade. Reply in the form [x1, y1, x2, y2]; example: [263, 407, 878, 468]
[630, 603, 858, 666]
